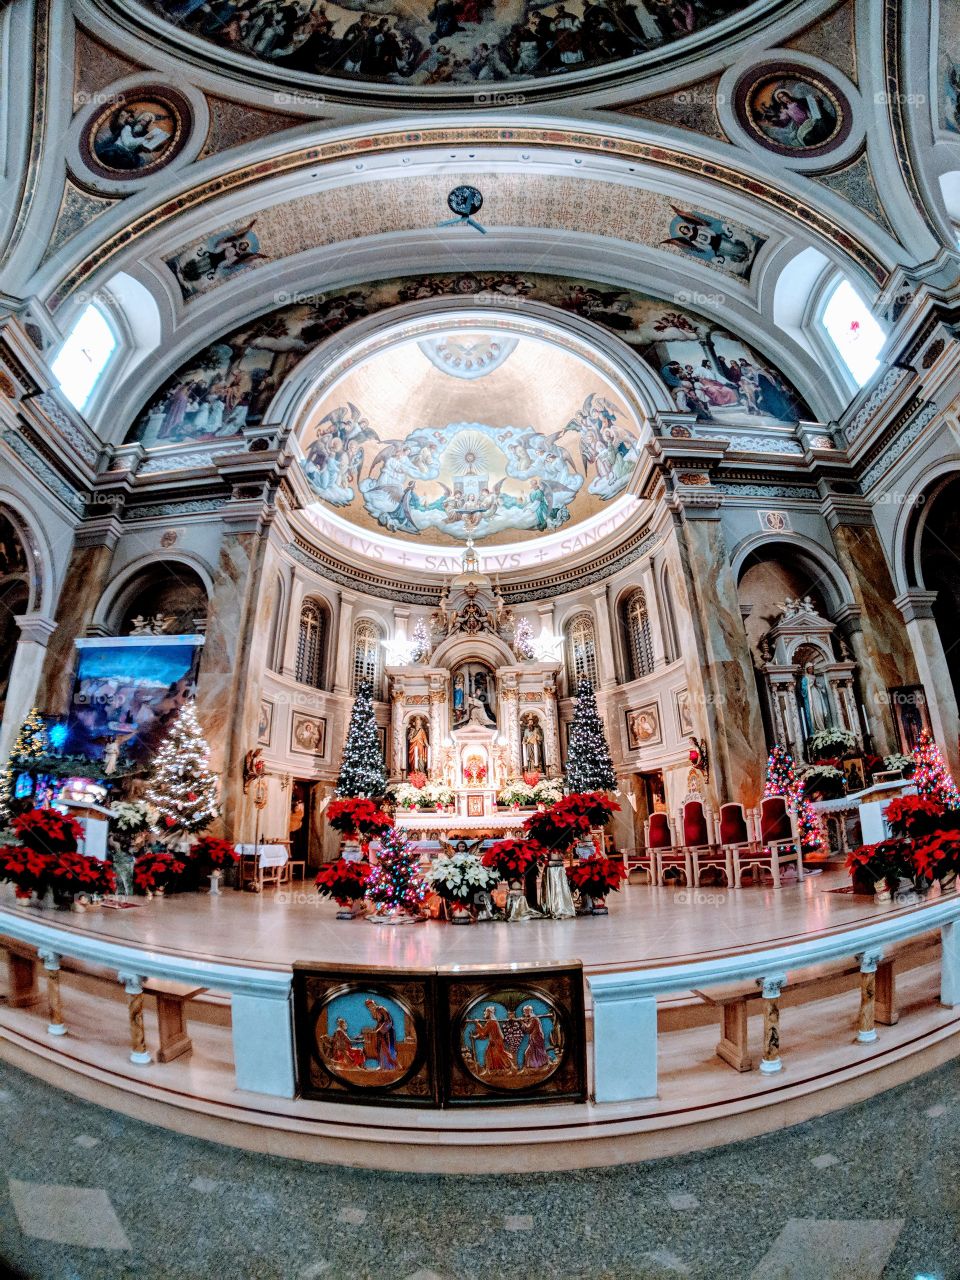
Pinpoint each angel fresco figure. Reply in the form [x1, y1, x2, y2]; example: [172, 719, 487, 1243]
[661, 207, 757, 273]
[172, 221, 268, 292]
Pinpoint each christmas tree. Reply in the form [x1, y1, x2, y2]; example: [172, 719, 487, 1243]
[364, 825, 425, 917]
[337, 681, 387, 800]
[145, 702, 220, 838]
[913, 732, 960, 808]
[763, 744, 825, 855]
[0, 708, 48, 823]
[565, 679, 617, 794]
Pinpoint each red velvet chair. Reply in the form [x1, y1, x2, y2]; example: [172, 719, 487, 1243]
[682, 799, 730, 886]
[735, 797, 803, 888]
[621, 845, 655, 884]
[718, 802, 754, 889]
[647, 811, 691, 886]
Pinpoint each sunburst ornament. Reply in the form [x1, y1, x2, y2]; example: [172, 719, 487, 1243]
[438, 185, 487, 234]
[442, 430, 503, 477]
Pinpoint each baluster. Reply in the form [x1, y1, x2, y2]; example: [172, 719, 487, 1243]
[37, 948, 66, 1037]
[119, 973, 152, 1065]
[757, 974, 786, 1074]
[857, 950, 882, 1043]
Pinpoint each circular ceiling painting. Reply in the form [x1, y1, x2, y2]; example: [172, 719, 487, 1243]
[298, 315, 646, 545]
[134, 0, 763, 93]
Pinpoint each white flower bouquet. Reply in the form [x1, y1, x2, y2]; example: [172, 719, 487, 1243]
[424, 851, 500, 904]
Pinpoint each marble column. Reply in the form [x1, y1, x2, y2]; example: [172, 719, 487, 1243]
[36, 522, 121, 715]
[500, 678, 520, 775]
[0, 613, 56, 762]
[670, 508, 766, 806]
[894, 589, 960, 778]
[279, 575, 306, 679]
[825, 515, 919, 756]
[589, 585, 617, 688]
[640, 563, 667, 666]
[542, 674, 561, 775]
[428, 677, 447, 777]
[333, 590, 358, 693]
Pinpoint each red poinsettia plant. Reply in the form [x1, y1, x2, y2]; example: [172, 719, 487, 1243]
[524, 791, 621, 854]
[0, 844, 56, 899]
[566, 855, 627, 898]
[189, 835, 239, 870]
[327, 798, 392, 839]
[133, 852, 186, 895]
[49, 851, 116, 901]
[482, 838, 544, 881]
[12, 808, 84, 856]
[408, 771, 427, 790]
[315, 858, 371, 905]
[884, 795, 946, 838]
[912, 830, 960, 882]
[846, 837, 913, 887]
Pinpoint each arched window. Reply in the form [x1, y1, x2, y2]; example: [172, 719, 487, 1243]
[295, 600, 327, 689]
[624, 589, 654, 680]
[566, 612, 598, 690]
[352, 619, 383, 697]
[821, 278, 886, 387]
[51, 303, 117, 411]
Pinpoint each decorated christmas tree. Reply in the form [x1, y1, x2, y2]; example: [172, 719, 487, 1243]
[0, 707, 48, 823]
[763, 744, 797, 800]
[913, 731, 960, 808]
[565, 679, 617, 794]
[337, 680, 387, 800]
[364, 825, 425, 918]
[145, 702, 220, 838]
[763, 744, 825, 854]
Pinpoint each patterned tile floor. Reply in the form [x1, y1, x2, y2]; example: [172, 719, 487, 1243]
[0, 1057, 959, 1279]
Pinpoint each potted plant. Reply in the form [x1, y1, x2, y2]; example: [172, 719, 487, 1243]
[315, 857, 371, 918]
[133, 851, 186, 897]
[566, 854, 627, 914]
[800, 764, 846, 800]
[846, 838, 913, 901]
[882, 752, 916, 779]
[884, 794, 947, 838]
[482, 838, 543, 881]
[498, 780, 534, 811]
[189, 835, 240, 894]
[524, 791, 620, 862]
[387, 782, 420, 812]
[532, 777, 564, 807]
[912, 830, 960, 893]
[327, 798, 392, 858]
[424, 851, 500, 923]
[12, 809, 85, 857]
[48, 850, 116, 909]
[0, 844, 55, 903]
[807, 728, 858, 762]
[108, 800, 155, 895]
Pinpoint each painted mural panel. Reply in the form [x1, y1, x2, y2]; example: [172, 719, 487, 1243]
[139, 0, 755, 90]
[126, 272, 811, 456]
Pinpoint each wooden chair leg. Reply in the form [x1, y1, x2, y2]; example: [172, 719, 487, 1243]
[770, 850, 782, 888]
[875, 960, 899, 1025]
[717, 1000, 753, 1071]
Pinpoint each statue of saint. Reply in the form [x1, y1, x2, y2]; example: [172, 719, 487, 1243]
[407, 716, 429, 774]
[521, 715, 545, 771]
[799, 661, 831, 736]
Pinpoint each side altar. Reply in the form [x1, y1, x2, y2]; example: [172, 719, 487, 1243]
[386, 543, 562, 819]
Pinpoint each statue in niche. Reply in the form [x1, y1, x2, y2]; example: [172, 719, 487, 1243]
[520, 714, 545, 772]
[467, 693, 496, 728]
[453, 671, 465, 720]
[799, 660, 831, 737]
[407, 716, 430, 775]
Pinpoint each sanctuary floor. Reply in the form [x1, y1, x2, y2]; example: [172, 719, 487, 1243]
[1, 1050, 959, 1279]
[0, 867, 921, 974]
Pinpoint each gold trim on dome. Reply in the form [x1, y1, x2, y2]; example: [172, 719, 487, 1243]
[47, 125, 888, 309]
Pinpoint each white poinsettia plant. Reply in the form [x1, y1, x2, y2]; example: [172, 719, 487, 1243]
[533, 777, 564, 804]
[807, 727, 858, 757]
[388, 782, 421, 810]
[498, 780, 535, 805]
[883, 753, 915, 774]
[109, 800, 156, 832]
[421, 782, 456, 806]
[424, 852, 500, 902]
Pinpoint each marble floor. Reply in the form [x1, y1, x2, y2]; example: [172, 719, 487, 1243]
[0, 867, 921, 974]
[1, 1053, 960, 1279]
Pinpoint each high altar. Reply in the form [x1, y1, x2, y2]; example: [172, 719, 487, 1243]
[386, 545, 561, 823]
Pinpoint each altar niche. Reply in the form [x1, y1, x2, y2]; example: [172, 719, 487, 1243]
[452, 661, 497, 729]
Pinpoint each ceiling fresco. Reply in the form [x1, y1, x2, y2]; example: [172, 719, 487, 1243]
[299, 326, 642, 543]
[126, 271, 813, 452]
[136, 0, 756, 90]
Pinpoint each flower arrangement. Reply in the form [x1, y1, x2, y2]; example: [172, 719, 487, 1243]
[846, 838, 913, 889]
[463, 758, 487, 785]
[884, 795, 946, 838]
[49, 850, 115, 902]
[0, 844, 55, 899]
[498, 780, 535, 807]
[315, 857, 371, 905]
[132, 851, 186, 895]
[482, 838, 543, 881]
[566, 855, 627, 899]
[799, 764, 846, 798]
[12, 809, 84, 856]
[524, 791, 620, 855]
[407, 770, 428, 790]
[421, 782, 456, 808]
[807, 727, 858, 761]
[189, 835, 239, 871]
[533, 777, 564, 805]
[883, 753, 915, 776]
[108, 801, 155, 834]
[912, 830, 960, 882]
[388, 782, 421, 811]
[424, 851, 500, 904]
[327, 798, 392, 839]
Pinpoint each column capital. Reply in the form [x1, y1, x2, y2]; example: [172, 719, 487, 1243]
[15, 613, 57, 646]
[832, 603, 863, 630]
[893, 589, 938, 622]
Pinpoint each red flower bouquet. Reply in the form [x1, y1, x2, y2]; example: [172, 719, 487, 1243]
[846, 838, 913, 889]
[49, 851, 116, 902]
[524, 791, 620, 854]
[315, 858, 371, 906]
[482, 838, 544, 880]
[0, 844, 55, 899]
[12, 809, 84, 857]
[133, 852, 187, 895]
[327, 798, 392, 839]
[566, 855, 627, 898]
[884, 795, 945, 838]
[408, 771, 427, 790]
[189, 835, 239, 870]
